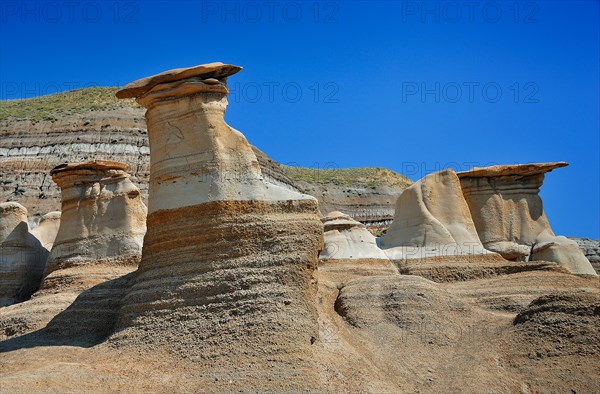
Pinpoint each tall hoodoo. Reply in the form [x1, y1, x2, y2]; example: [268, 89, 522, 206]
[41, 160, 147, 292]
[458, 162, 596, 276]
[114, 62, 323, 390]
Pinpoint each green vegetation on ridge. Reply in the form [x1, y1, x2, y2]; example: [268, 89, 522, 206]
[282, 165, 412, 188]
[0, 87, 140, 122]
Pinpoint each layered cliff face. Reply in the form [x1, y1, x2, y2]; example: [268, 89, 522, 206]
[283, 166, 412, 225]
[0, 88, 148, 223]
[1, 87, 411, 228]
[568, 237, 600, 272]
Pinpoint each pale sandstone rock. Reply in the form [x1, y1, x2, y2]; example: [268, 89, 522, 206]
[41, 160, 146, 293]
[320, 211, 388, 260]
[30, 211, 61, 252]
[458, 162, 596, 276]
[115, 62, 242, 99]
[569, 237, 600, 271]
[110, 63, 324, 390]
[378, 169, 492, 260]
[0, 203, 47, 306]
[121, 64, 312, 213]
[319, 211, 397, 281]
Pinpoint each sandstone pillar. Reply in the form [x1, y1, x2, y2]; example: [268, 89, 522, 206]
[319, 211, 397, 280]
[41, 160, 147, 292]
[113, 63, 323, 390]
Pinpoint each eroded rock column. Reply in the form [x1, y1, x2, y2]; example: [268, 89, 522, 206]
[113, 63, 323, 390]
[458, 162, 596, 276]
[41, 160, 147, 292]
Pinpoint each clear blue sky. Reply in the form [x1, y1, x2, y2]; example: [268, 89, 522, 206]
[1, 1, 599, 238]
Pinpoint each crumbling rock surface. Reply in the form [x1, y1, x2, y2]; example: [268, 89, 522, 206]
[458, 162, 596, 276]
[445, 270, 599, 313]
[512, 292, 600, 357]
[504, 291, 600, 393]
[393, 255, 565, 283]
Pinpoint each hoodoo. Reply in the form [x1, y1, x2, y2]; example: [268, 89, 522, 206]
[319, 211, 397, 279]
[113, 62, 323, 390]
[0, 202, 47, 306]
[41, 160, 147, 293]
[458, 162, 597, 276]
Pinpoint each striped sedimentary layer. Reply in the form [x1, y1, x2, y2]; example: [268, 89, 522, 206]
[1, 98, 409, 226]
[112, 199, 323, 389]
[0, 108, 150, 220]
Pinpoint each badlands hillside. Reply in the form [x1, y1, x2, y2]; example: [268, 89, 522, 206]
[0, 87, 411, 228]
[0, 63, 599, 393]
[2, 87, 596, 258]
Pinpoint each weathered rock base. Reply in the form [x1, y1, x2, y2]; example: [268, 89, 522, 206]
[391, 254, 568, 282]
[110, 199, 323, 390]
[0, 262, 137, 342]
[318, 258, 398, 283]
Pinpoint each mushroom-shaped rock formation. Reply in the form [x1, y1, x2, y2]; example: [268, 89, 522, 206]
[458, 162, 597, 276]
[40, 160, 147, 293]
[0, 202, 47, 306]
[378, 169, 494, 261]
[112, 62, 323, 390]
[319, 211, 397, 279]
[117, 62, 307, 212]
[321, 211, 389, 260]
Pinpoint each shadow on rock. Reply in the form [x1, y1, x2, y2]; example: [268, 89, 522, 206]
[0, 272, 135, 352]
